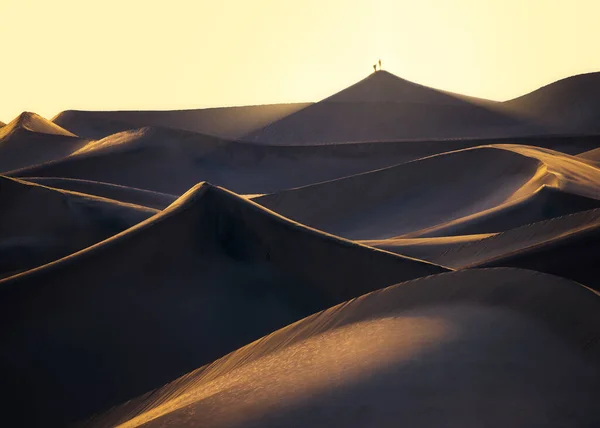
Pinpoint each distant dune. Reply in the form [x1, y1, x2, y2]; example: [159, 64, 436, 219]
[0, 182, 445, 427]
[53, 103, 311, 139]
[243, 71, 531, 144]
[0, 176, 155, 277]
[256, 145, 600, 239]
[7, 126, 491, 194]
[364, 208, 600, 288]
[1, 69, 599, 428]
[503, 72, 600, 133]
[0, 112, 86, 171]
[85, 268, 600, 428]
[21, 177, 176, 209]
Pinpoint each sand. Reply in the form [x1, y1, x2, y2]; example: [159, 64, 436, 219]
[1, 69, 599, 428]
[53, 103, 311, 139]
[84, 268, 600, 428]
[243, 71, 532, 144]
[0, 112, 87, 171]
[0, 176, 156, 277]
[0, 182, 445, 427]
[21, 177, 177, 209]
[256, 145, 600, 240]
[502, 72, 600, 134]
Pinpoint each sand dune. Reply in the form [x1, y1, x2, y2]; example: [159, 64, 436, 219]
[366, 207, 600, 266]
[0, 112, 86, 171]
[257, 145, 600, 240]
[53, 103, 311, 139]
[0, 181, 445, 427]
[243, 71, 530, 144]
[21, 177, 176, 209]
[578, 147, 600, 163]
[0, 176, 156, 277]
[7, 126, 491, 194]
[405, 185, 600, 238]
[503, 72, 600, 133]
[84, 268, 600, 428]
[473, 215, 600, 290]
[0, 120, 5, 127]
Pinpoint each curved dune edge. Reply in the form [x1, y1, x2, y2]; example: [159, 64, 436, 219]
[256, 144, 600, 239]
[0, 181, 446, 289]
[20, 176, 177, 209]
[0, 176, 157, 276]
[0, 182, 447, 427]
[81, 268, 600, 428]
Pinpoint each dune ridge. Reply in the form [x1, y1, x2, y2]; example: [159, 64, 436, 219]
[257, 145, 600, 240]
[0, 112, 86, 171]
[0, 175, 156, 277]
[53, 103, 312, 139]
[0, 181, 446, 427]
[83, 268, 600, 428]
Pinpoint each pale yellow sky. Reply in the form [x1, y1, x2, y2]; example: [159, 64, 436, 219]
[1, 0, 599, 123]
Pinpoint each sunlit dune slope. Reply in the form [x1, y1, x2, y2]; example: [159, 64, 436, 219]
[0, 112, 86, 171]
[8, 127, 487, 194]
[21, 177, 176, 209]
[363, 208, 600, 290]
[243, 71, 529, 145]
[0, 176, 156, 277]
[256, 145, 600, 239]
[502, 72, 600, 133]
[85, 268, 600, 428]
[0, 182, 445, 427]
[53, 103, 311, 139]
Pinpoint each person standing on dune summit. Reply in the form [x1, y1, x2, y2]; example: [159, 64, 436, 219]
[373, 64, 377, 73]
[378, 59, 382, 70]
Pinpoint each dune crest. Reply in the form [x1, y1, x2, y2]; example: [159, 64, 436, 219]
[85, 268, 600, 428]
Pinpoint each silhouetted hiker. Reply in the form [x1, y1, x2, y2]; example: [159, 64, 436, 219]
[378, 59, 382, 70]
[373, 64, 377, 73]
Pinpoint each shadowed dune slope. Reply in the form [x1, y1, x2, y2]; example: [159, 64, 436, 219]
[256, 145, 600, 240]
[406, 185, 600, 238]
[0, 112, 86, 171]
[53, 103, 311, 139]
[503, 72, 600, 133]
[0, 182, 446, 427]
[256, 147, 545, 239]
[21, 177, 176, 209]
[85, 268, 600, 428]
[0, 176, 156, 277]
[473, 215, 600, 290]
[578, 147, 600, 163]
[366, 208, 600, 272]
[8, 126, 489, 194]
[243, 71, 530, 145]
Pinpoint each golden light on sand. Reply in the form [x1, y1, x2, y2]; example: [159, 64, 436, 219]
[1, 0, 599, 122]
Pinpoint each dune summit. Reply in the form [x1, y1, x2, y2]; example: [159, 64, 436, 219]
[0, 69, 599, 428]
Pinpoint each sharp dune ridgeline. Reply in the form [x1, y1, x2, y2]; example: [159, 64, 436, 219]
[0, 182, 446, 427]
[1, 69, 600, 428]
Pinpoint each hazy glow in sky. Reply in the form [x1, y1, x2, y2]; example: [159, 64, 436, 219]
[1, 0, 599, 122]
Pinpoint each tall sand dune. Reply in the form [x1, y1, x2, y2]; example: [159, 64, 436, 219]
[0, 112, 87, 171]
[503, 72, 600, 133]
[21, 177, 176, 209]
[243, 71, 529, 145]
[53, 103, 311, 139]
[0, 176, 156, 277]
[8, 127, 488, 194]
[256, 145, 600, 239]
[84, 268, 600, 428]
[0, 182, 446, 427]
